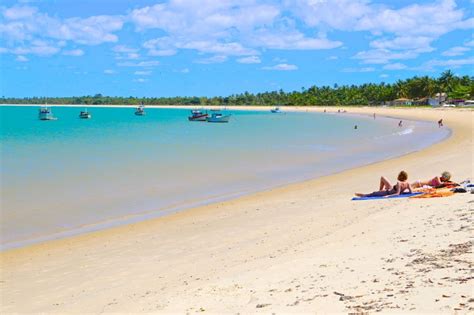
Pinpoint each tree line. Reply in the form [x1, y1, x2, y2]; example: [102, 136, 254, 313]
[2, 70, 472, 106]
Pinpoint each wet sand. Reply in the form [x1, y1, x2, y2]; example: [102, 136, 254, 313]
[1, 106, 472, 313]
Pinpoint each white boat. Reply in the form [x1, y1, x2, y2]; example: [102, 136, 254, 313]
[206, 112, 231, 123]
[271, 106, 282, 113]
[188, 110, 208, 121]
[135, 104, 146, 116]
[79, 109, 92, 119]
[38, 107, 57, 120]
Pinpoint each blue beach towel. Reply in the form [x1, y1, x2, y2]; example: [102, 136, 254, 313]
[352, 192, 423, 201]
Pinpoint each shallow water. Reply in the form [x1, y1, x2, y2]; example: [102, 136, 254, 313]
[0, 106, 449, 249]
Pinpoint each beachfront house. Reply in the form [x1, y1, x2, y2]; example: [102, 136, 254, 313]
[414, 97, 429, 106]
[391, 98, 413, 106]
[427, 92, 447, 106]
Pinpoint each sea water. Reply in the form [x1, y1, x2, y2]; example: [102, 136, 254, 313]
[0, 106, 449, 249]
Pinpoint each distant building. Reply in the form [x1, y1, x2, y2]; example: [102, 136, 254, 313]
[414, 97, 429, 105]
[391, 98, 413, 106]
[428, 98, 440, 106]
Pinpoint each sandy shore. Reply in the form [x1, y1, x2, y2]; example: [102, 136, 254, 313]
[1, 107, 472, 313]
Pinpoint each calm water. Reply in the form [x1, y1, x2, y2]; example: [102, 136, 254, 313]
[0, 106, 449, 249]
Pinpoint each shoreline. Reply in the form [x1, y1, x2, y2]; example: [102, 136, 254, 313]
[1, 106, 450, 251]
[1, 107, 472, 313]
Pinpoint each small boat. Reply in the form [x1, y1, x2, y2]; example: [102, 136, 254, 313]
[188, 110, 208, 121]
[271, 107, 282, 113]
[135, 104, 146, 116]
[79, 109, 92, 119]
[206, 112, 231, 123]
[38, 107, 57, 120]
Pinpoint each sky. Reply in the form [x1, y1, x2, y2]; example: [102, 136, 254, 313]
[0, 0, 473, 97]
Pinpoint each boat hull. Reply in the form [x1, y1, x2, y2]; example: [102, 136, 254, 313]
[206, 115, 230, 123]
[188, 114, 208, 121]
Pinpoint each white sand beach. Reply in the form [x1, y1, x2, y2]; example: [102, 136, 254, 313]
[1, 107, 472, 313]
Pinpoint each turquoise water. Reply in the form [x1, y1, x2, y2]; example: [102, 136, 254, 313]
[0, 106, 449, 249]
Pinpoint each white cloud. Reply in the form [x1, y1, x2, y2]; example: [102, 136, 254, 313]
[55, 15, 124, 45]
[144, 37, 257, 57]
[420, 57, 474, 70]
[353, 49, 419, 64]
[133, 1, 342, 59]
[0, 5, 124, 53]
[62, 49, 84, 56]
[104, 69, 116, 74]
[112, 45, 140, 60]
[180, 68, 190, 73]
[237, 56, 261, 64]
[249, 29, 342, 50]
[3, 6, 37, 20]
[195, 55, 228, 64]
[369, 36, 434, 53]
[383, 63, 407, 70]
[380, 74, 389, 78]
[342, 67, 375, 73]
[284, 0, 370, 31]
[112, 45, 137, 53]
[288, 0, 471, 65]
[10, 40, 61, 56]
[130, 1, 279, 33]
[262, 63, 298, 71]
[326, 56, 338, 60]
[118, 60, 160, 67]
[134, 78, 147, 83]
[134, 70, 152, 75]
[15, 55, 28, 62]
[441, 46, 470, 56]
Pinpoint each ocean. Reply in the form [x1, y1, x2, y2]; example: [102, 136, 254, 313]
[0, 106, 450, 249]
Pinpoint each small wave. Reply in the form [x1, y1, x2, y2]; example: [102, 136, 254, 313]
[395, 127, 414, 136]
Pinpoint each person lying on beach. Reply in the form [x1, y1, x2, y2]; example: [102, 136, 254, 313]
[412, 171, 454, 188]
[355, 171, 412, 198]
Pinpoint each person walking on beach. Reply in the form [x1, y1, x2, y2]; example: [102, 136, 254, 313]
[373, 113, 376, 119]
[355, 171, 412, 198]
[438, 119, 443, 127]
[398, 120, 403, 127]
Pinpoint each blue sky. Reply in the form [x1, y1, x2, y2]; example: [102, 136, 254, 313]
[0, 0, 473, 97]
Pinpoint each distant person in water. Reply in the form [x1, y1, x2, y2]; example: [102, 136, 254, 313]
[412, 171, 452, 188]
[373, 113, 376, 119]
[355, 171, 412, 197]
[398, 120, 403, 127]
[354, 125, 358, 129]
[438, 119, 443, 127]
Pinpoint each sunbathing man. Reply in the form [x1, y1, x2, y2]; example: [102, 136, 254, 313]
[412, 171, 452, 188]
[355, 171, 412, 197]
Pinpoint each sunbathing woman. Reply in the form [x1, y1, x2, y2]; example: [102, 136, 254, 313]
[411, 171, 452, 188]
[355, 171, 412, 197]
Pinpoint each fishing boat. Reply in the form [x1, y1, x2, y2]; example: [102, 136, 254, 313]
[135, 104, 146, 116]
[38, 107, 57, 120]
[188, 110, 208, 121]
[79, 109, 92, 119]
[206, 112, 231, 123]
[271, 106, 282, 113]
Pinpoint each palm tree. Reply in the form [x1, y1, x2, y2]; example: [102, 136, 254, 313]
[438, 70, 455, 93]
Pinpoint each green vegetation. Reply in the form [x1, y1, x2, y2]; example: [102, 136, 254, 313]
[2, 70, 472, 106]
